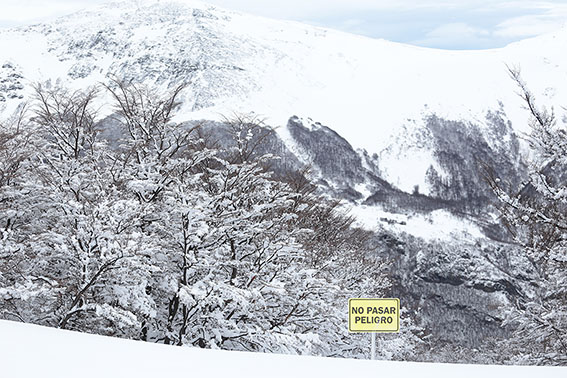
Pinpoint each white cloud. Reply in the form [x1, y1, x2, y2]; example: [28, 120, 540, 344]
[427, 23, 490, 38]
[413, 22, 493, 49]
[493, 4, 567, 38]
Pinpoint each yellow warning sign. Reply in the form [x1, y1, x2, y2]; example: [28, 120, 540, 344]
[349, 298, 400, 333]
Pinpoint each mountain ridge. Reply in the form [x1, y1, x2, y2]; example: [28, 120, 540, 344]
[0, 0, 562, 198]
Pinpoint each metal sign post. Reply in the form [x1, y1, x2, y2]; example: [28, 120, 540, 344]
[371, 332, 376, 360]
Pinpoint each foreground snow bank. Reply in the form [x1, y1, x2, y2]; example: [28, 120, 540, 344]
[0, 320, 564, 378]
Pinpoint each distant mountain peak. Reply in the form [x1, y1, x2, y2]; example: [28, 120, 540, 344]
[0, 0, 566, 193]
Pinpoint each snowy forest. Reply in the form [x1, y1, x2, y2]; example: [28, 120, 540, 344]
[0, 80, 413, 357]
[0, 73, 566, 365]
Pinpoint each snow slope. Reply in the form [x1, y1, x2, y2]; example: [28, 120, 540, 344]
[1, 320, 565, 378]
[0, 0, 565, 192]
[350, 206, 485, 242]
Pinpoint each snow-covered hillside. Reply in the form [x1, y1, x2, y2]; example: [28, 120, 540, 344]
[1, 320, 565, 378]
[1, 0, 566, 193]
[2, 1, 567, 365]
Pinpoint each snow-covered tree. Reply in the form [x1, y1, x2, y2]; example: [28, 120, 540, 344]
[0, 79, 412, 360]
[486, 68, 567, 365]
[0, 104, 35, 324]
[0, 85, 155, 337]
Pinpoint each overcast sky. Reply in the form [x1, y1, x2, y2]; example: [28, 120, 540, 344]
[1, 0, 567, 49]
